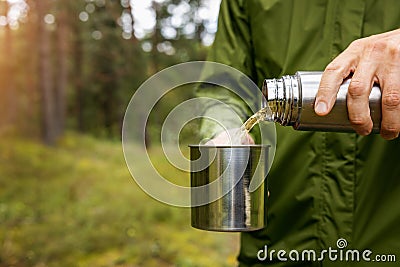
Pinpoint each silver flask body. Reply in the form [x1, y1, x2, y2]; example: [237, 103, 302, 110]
[262, 71, 382, 133]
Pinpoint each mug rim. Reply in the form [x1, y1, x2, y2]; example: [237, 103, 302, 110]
[188, 144, 270, 148]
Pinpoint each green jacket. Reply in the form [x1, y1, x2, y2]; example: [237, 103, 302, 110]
[198, 0, 400, 266]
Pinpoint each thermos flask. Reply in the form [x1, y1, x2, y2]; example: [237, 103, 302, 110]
[262, 71, 382, 132]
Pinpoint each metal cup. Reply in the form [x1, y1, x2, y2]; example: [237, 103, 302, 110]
[189, 145, 269, 232]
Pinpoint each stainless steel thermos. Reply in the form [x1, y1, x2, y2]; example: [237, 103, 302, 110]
[262, 71, 382, 132]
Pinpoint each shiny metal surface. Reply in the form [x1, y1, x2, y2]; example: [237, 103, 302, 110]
[262, 71, 382, 133]
[189, 145, 269, 232]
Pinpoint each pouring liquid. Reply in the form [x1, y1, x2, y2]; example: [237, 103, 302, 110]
[232, 107, 272, 144]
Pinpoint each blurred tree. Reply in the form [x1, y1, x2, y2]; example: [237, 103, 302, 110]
[4, 3, 16, 127]
[54, 0, 71, 137]
[69, 1, 85, 132]
[36, 0, 57, 145]
[23, 0, 41, 137]
[0, 1, 16, 130]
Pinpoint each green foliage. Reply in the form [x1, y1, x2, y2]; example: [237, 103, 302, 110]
[0, 134, 238, 266]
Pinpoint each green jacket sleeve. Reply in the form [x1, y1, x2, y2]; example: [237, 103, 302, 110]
[195, 0, 258, 139]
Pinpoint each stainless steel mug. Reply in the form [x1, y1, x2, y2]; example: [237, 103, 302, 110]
[189, 145, 269, 232]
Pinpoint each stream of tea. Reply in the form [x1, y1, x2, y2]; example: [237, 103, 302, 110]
[232, 107, 271, 144]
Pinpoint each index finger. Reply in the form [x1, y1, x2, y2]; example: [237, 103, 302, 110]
[315, 48, 359, 116]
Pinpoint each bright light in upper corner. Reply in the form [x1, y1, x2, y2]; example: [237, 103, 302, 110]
[4, 0, 28, 29]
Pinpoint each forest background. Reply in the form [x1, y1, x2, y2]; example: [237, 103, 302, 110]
[0, 0, 240, 266]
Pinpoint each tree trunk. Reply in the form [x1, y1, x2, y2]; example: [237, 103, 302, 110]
[0, 3, 5, 129]
[71, 17, 84, 132]
[55, 6, 68, 137]
[4, 22, 16, 128]
[25, 0, 40, 137]
[37, 0, 57, 145]
[0, 2, 16, 131]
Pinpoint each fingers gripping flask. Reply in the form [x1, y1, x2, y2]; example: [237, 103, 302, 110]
[262, 71, 382, 132]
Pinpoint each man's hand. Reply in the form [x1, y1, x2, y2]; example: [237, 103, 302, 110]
[314, 29, 400, 140]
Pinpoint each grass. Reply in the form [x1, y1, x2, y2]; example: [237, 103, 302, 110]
[0, 133, 239, 267]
